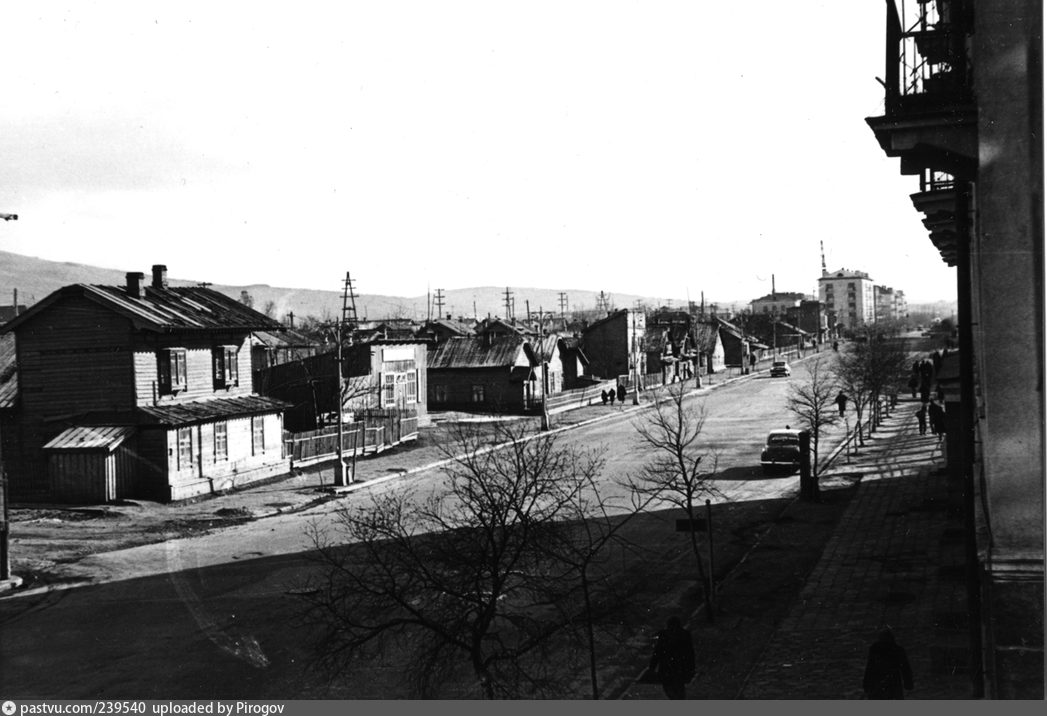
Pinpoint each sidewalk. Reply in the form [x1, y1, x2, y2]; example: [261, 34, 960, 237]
[736, 397, 973, 699]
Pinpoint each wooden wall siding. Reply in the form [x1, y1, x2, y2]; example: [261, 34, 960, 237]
[133, 334, 253, 406]
[15, 296, 136, 419]
[583, 314, 629, 380]
[47, 444, 136, 504]
[428, 368, 527, 412]
[165, 413, 287, 499]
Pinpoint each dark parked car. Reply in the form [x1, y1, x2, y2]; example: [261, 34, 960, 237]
[770, 360, 791, 377]
[760, 428, 802, 474]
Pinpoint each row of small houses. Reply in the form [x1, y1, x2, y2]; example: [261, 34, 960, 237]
[0, 268, 794, 505]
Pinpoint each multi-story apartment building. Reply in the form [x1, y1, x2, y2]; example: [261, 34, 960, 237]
[749, 291, 808, 316]
[866, 0, 1043, 697]
[817, 268, 875, 330]
[874, 285, 909, 324]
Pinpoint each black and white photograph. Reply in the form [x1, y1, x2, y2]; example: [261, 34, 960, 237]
[0, 0, 1042, 702]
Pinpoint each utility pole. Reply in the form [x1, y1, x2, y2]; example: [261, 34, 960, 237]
[0, 211, 18, 590]
[503, 287, 514, 321]
[558, 292, 568, 319]
[434, 288, 445, 320]
[335, 272, 359, 487]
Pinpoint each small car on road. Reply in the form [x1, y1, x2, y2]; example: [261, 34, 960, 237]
[760, 428, 802, 474]
[770, 360, 791, 377]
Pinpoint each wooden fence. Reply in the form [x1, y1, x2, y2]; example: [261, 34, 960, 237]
[283, 410, 419, 468]
[544, 380, 618, 414]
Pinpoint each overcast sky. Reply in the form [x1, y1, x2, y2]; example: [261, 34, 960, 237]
[0, 1, 957, 305]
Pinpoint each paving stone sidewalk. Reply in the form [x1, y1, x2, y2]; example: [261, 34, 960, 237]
[737, 398, 973, 699]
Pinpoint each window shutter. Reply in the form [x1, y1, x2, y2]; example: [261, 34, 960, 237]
[158, 350, 172, 393]
[213, 348, 225, 386]
[226, 347, 239, 385]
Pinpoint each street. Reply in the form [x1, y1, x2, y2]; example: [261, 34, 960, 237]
[0, 353, 849, 698]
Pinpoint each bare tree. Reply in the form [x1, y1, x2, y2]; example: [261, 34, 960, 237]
[626, 382, 721, 621]
[540, 456, 664, 699]
[261, 299, 278, 319]
[833, 346, 872, 447]
[297, 422, 597, 698]
[786, 356, 840, 481]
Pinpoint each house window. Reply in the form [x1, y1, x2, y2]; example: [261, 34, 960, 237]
[177, 427, 193, 470]
[251, 416, 265, 454]
[213, 345, 239, 388]
[380, 368, 419, 407]
[405, 370, 418, 403]
[434, 384, 447, 403]
[471, 385, 485, 403]
[214, 422, 228, 461]
[158, 348, 188, 394]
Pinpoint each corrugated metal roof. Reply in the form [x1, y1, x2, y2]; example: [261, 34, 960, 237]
[138, 395, 290, 426]
[694, 323, 721, 352]
[427, 336, 528, 370]
[3, 283, 284, 335]
[83, 284, 283, 331]
[251, 328, 318, 347]
[44, 425, 135, 451]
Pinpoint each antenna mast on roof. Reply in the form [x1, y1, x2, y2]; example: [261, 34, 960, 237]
[820, 240, 827, 275]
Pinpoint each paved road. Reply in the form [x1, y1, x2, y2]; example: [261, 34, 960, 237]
[0, 352, 851, 698]
[57, 355, 836, 587]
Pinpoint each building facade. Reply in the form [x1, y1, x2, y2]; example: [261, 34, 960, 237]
[580, 309, 646, 383]
[818, 268, 875, 331]
[866, 0, 1043, 697]
[1, 266, 289, 503]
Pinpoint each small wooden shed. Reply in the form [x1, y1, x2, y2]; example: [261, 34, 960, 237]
[44, 426, 136, 504]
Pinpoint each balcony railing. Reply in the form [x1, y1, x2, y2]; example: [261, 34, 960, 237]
[919, 168, 957, 192]
[884, 0, 971, 114]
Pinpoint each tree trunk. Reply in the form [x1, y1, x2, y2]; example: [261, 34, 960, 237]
[686, 505, 713, 622]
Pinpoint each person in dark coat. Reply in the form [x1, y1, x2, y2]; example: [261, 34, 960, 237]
[915, 405, 927, 435]
[835, 391, 848, 417]
[648, 616, 695, 700]
[608, 388, 616, 405]
[928, 399, 946, 439]
[616, 383, 626, 404]
[600, 389, 608, 405]
[907, 373, 919, 399]
[863, 628, 913, 699]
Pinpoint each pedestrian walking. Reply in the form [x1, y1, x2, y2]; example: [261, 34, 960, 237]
[863, 628, 914, 699]
[928, 399, 946, 439]
[600, 389, 608, 405]
[835, 391, 848, 417]
[616, 383, 626, 404]
[907, 373, 919, 399]
[608, 388, 616, 406]
[647, 616, 696, 700]
[915, 404, 927, 435]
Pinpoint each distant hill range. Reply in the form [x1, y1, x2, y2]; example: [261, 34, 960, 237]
[0, 250, 746, 324]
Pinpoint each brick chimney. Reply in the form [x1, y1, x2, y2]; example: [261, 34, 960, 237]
[151, 264, 168, 289]
[125, 272, 146, 299]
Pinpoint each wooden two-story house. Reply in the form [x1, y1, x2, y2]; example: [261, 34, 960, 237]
[0, 265, 290, 503]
